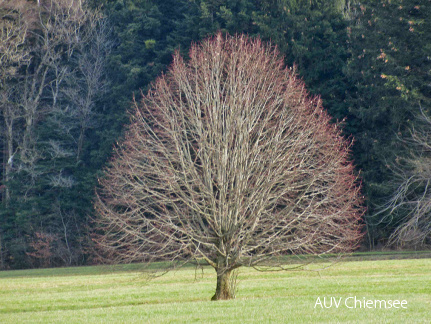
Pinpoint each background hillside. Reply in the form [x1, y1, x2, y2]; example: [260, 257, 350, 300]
[1, 0, 430, 269]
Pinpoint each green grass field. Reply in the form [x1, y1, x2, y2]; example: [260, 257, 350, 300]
[0, 253, 430, 323]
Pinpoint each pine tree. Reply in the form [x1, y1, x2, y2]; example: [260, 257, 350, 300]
[346, 0, 431, 245]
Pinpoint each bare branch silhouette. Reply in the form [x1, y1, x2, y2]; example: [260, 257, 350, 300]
[94, 34, 364, 300]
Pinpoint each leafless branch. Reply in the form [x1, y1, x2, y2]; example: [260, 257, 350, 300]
[377, 106, 431, 248]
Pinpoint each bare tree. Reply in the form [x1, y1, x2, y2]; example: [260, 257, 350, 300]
[19, 0, 93, 164]
[377, 108, 431, 248]
[0, 2, 30, 204]
[0, 0, 95, 192]
[1, 0, 109, 192]
[0, 0, 111, 269]
[62, 14, 112, 161]
[94, 34, 364, 300]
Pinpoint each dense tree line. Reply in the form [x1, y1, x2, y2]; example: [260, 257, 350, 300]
[347, 0, 431, 245]
[1, 0, 430, 269]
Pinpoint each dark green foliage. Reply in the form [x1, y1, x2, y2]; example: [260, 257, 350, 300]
[2, 0, 430, 269]
[253, 1, 352, 121]
[99, 0, 259, 112]
[346, 0, 431, 244]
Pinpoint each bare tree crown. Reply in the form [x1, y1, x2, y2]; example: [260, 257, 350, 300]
[95, 34, 364, 298]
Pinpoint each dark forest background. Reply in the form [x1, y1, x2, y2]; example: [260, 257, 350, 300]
[1, 0, 430, 269]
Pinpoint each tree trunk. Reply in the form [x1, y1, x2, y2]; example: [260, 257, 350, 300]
[0, 233, 4, 270]
[211, 268, 233, 300]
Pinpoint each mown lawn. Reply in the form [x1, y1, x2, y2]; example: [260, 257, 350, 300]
[0, 254, 430, 323]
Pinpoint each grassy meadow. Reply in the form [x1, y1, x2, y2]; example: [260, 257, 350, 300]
[0, 253, 430, 323]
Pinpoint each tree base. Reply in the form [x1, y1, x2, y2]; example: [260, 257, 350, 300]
[211, 269, 233, 300]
